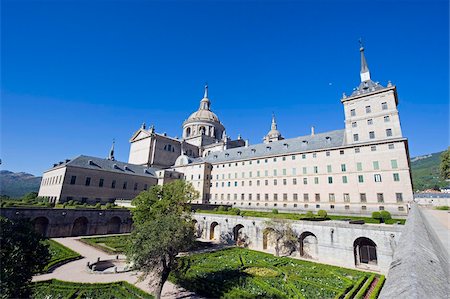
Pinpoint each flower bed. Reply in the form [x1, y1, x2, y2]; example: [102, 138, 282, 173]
[42, 240, 82, 273]
[170, 247, 384, 298]
[31, 279, 153, 299]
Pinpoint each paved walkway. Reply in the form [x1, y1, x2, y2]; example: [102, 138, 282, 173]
[32, 236, 203, 299]
[420, 208, 450, 256]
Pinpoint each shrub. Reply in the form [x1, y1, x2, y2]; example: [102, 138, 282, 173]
[305, 211, 314, 219]
[213, 207, 218, 211]
[369, 275, 385, 299]
[105, 203, 113, 209]
[68, 200, 75, 206]
[217, 206, 225, 212]
[272, 209, 279, 214]
[380, 211, 391, 221]
[371, 211, 381, 220]
[317, 210, 327, 218]
[230, 208, 241, 215]
[94, 203, 101, 209]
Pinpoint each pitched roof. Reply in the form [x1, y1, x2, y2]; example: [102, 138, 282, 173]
[192, 129, 346, 164]
[48, 155, 159, 177]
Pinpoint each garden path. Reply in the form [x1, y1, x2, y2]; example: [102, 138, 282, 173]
[32, 235, 204, 299]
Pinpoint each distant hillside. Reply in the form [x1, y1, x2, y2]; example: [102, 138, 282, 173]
[411, 150, 446, 191]
[0, 170, 42, 198]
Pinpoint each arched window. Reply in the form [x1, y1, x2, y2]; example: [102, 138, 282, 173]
[186, 127, 191, 137]
[210, 222, 219, 240]
[32, 217, 49, 237]
[299, 231, 318, 259]
[72, 217, 89, 236]
[354, 237, 377, 266]
[107, 216, 121, 234]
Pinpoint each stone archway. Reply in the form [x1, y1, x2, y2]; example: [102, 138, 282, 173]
[233, 224, 245, 242]
[262, 228, 276, 251]
[107, 216, 121, 234]
[354, 237, 377, 266]
[210, 222, 219, 240]
[299, 231, 318, 259]
[71, 217, 89, 236]
[32, 216, 49, 237]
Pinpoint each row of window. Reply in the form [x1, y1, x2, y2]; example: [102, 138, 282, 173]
[352, 115, 391, 128]
[207, 160, 399, 181]
[69, 175, 148, 191]
[211, 192, 404, 203]
[213, 202, 405, 212]
[350, 102, 389, 117]
[353, 129, 393, 141]
[210, 143, 397, 169]
[210, 173, 401, 188]
[42, 175, 63, 186]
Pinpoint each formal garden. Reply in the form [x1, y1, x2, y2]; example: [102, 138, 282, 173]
[170, 247, 384, 299]
[31, 279, 153, 299]
[196, 207, 406, 225]
[41, 239, 82, 273]
[80, 235, 130, 254]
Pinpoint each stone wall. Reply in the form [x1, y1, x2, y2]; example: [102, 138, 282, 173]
[379, 204, 449, 298]
[193, 213, 402, 273]
[0, 207, 132, 237]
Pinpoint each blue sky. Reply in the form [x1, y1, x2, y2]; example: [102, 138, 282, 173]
[1, 0, 448, 176]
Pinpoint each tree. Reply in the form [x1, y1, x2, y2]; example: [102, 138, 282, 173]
[317, 210, 327, 218]
[264, 219, 297, 256]
[0, 217, 50, 298]
[440, 149, 450, 181]
[127, 180, 198, 299]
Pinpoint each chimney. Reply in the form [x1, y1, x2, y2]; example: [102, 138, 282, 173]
[311, 126, 315, 136]
[245, 139, 249, 147]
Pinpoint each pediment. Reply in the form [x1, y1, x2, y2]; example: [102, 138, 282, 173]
[130, 129, 151, 142]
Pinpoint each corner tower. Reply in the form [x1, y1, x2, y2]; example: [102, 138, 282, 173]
[342, 42, 403, 145]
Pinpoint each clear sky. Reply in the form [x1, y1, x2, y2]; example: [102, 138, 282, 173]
[1, 0, 449, 176]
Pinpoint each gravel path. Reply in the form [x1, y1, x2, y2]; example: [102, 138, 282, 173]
[32, 236, 203, 299]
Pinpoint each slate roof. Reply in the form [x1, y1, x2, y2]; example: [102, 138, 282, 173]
[48, 155, 158, 177]
[192, 129, 346, 164]
[351, 80, 385, 97]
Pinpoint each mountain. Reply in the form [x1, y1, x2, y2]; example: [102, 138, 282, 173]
[0, 170, 42, 198]
[410, 150, 446, 191]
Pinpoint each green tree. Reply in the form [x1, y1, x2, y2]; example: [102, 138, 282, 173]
[127, 180, 198, 299]
[440, 149, 450, 181]
[317, 210, 327, 218]
[264, 219, 297, 256]
[0, 217, 50, 298]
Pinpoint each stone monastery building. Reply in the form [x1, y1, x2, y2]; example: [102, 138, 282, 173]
[38, 45, 413, 215]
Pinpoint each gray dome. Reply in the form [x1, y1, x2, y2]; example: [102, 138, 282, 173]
[187, 108, 220, 122]
[174, 154, 193, 166]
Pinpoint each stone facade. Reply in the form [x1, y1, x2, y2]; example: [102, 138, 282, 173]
[193, 213, 402, 274]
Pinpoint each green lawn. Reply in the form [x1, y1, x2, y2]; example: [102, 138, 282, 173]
[31, 279, 153, 299]
[42, 240, 81, 273]
[80, 235, 130, 254]
[196, 209, 406, 225]
[170, 247, 383, 299]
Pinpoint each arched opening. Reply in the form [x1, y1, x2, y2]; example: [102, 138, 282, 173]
[71, 217, 89, 236]
[32, 217, 49, 237]
[107, 216, 121, 234]
[210, 222, 219, 240]
[354, 237, 377, 266]
[199, 126, 206, 135]
[233, 224, 244, 242]
[185, 127, 191, 137]
[262, 228, 276, 250]
[299, 231, 318, 259]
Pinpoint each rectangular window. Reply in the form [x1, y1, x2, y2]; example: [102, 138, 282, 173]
[384, 115, 390, 122]
[343, 193, 350, 202]
[373, 161, 380, 170]
[342, 176, 348, 183]
[393, 173, 400, 181]
[302, 154, 306, 159]
[391, 160, 398, 169]
[355, 147, 360, 153]
[367, 119, 373, 125]
[389, 143, 395, 149]
[340, 150, 345, 155]
[273, 194, 278, 201]
[314, 166, 318, 173]
[293, 178, 297, 185]
[382, 102, 388, 110]
[386, 128, 393, 137]
[111, 180, 116, 188]
[374, 174, 382, 182]
[356, 162, 362, 171]
[265, 194, 269, 201]
[123, 182, 127, 189]
[99, 178, 104, 187]
[327, 176, 333, 184]
[302, 167, 307, 174]
[134, 183, 138, 191]
[234, 182, 238, 187]
[282, 169, 286, 175]
[265, 170, 268, 176]
[257, 180, 260, 186]
[292, 168, 296, 175]
[70, 175, 77, 185]
[371, 145, 377, 152]
[144, 184, 148, 190]
[256, 194, 260, 201]
[353, 134, 359, 141]
[283, 193, 288, 201]
[273, 169, 277, 176]
[327, 165, 332, 173]
[352, 122, 357, 128]
[85, 177, 91, 186]
[313, 153, 317, 158]
[369, 131, 375, 139]
[303, 193, 309, 201]
[366, 105, 371, 113]
[241, 193, 245, 200]
[358, 175, 364, 183]
[265, 180, 268, 186]
[303, 178, 308, 185]
[292, 155, 296, 160]
[396, 193, 403, 203]
[283, 179, 287, 185]
[293, 193, 298, 201]
[350, 109, 356, 116]
[341, 164, 346, 172]
[315, 193, 320, 202]
[377, 193, 384, 203]
[329, 193, 335, 202]
[274, 179, 278, 186]
[360, 193, 367, 203]
[314, 177, 319, 184]
[326, 151, 330, 157]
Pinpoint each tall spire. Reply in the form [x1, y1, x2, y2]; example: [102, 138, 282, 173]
[271, 113, 277, 130]
[108, 139, 115, 161]
[203, 83, 208, 99]
[359, 39, 371, 82]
